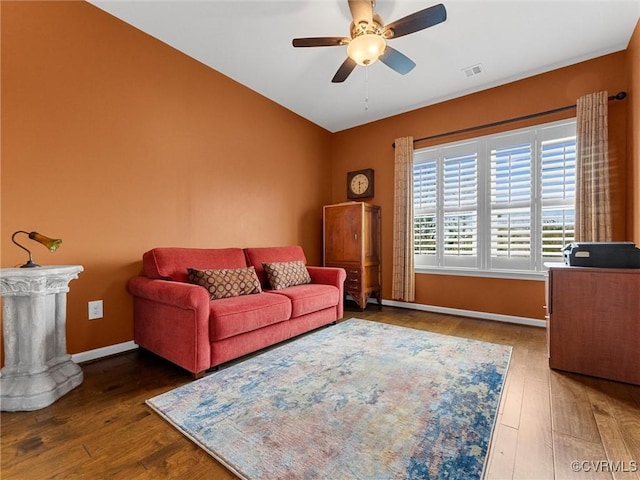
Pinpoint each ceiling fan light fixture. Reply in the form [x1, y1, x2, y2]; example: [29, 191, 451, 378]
[292, 2, 447, 82]
[347, 34, 386, 66]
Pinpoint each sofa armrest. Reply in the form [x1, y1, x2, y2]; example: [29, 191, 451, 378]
[127, 276, 210, 310]
[127, 276, 211, 376]
[307, 266, 347, 320]
[306, 266, 346, 287]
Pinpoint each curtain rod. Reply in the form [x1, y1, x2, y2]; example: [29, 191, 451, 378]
[392, 91, 627, 148]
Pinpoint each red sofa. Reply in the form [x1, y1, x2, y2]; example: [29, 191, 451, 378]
[127, 246, 346, 377]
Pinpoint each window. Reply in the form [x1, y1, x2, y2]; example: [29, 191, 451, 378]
[413, 119, 576, 276]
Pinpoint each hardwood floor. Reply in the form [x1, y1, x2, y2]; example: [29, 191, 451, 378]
[2, 305, 639, 479]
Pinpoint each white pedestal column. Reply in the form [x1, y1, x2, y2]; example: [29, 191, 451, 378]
[0, 265, 84, 411]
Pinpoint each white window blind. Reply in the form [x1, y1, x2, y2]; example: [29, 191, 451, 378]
[413, 118, 576, 275]
[414, 143, 478, 268]
[540, 133, 576, 259]
[414, 159, 437, 257]
[489, 132, 533, 270]
[442, 151, 477, 264]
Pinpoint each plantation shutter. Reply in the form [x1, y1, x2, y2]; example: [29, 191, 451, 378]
[412, 118, 576, 274]
[540, 123, 577, 260]
[489, 132, 533, 270]
[442, 149, 478, 267]
[413, 158, 437, 261]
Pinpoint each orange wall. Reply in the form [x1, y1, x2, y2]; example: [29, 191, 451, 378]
[628, 21, 640, 244]
[331, 52, 631, 320]
[1, 2, 637, 359]
[1, 1, 332, 354]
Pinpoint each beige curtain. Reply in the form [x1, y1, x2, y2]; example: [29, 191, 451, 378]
[392, 136, 415, 302]
[575, 91, 612, 242]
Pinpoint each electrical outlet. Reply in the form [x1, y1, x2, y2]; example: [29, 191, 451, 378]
[88, 300, 103, 320]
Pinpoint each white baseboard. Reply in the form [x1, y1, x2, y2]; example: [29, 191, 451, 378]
[70, 301, 543, 365]
[378, 299, 546, 328]
[71, 341, 138, 364]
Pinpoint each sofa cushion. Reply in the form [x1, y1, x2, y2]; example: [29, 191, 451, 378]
[270, 284, 340, 318]
[244, 246, 307, 287]
[209, 292, 291, 341]
[143, 247, 247, 283]
[187, 267, 262, 299]
[262, 260, 311, 290]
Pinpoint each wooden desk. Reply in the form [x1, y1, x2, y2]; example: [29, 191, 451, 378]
[545, 263, 640, 385]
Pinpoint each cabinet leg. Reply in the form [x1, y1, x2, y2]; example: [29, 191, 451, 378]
[359, 293, 368, 311]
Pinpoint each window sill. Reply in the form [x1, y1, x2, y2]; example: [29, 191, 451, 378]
[415, 266, 546, 281]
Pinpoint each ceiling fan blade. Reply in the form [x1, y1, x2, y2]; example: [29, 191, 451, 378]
[383, 3, 447, 39]
[332, 57, 357, 83]
[348, 0, 373, 25]
[379, 46, 416, 75]
[292, 37, 350, 47]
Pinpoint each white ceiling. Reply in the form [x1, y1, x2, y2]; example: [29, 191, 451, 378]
[88, 0, 639, 133]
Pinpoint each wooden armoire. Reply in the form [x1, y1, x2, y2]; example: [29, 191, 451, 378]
[323, 202, 381, 310]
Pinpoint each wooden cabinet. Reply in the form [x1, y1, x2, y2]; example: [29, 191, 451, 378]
[545, 263, 640, 385]
[323, 202, 381, 310]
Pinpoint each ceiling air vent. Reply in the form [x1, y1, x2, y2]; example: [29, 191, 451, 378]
[462, 64, 484, 78]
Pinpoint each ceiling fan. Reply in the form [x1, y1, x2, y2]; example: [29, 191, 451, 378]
[292, 0, 447, 83]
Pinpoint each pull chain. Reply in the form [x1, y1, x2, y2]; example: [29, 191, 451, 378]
[364, 66, 370, 111]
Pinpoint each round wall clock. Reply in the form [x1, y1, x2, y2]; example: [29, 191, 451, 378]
[347, 168, 374, 199]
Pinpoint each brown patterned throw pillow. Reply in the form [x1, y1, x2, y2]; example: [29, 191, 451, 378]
[187, 267, 262, 300]
[262, 260, 311, 290]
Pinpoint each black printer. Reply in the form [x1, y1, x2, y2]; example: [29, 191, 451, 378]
[563, 242, 640, 268]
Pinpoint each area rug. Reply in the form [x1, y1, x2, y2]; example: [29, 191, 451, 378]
[147, 318, 512, 480]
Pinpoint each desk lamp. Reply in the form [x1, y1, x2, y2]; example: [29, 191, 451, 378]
[11, 230, 62, 268]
